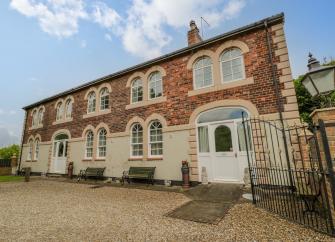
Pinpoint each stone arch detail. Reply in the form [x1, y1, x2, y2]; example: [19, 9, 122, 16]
[144, 65, 167, 80]
[189, 99, 259, 124]
[125, 116, 145, 133]
[84, 87, 98, 100]
[51, 129, 72, 141]
[186, 49, 216, 70]
[145, 113, 167, 128]
[126, 72, 145, 88]
[81, 125, 95, 138]
[214, 40, 249, 60]
[96, 122, 111, 136]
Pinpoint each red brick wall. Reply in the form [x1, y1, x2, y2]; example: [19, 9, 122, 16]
[23, 23, 286, 143]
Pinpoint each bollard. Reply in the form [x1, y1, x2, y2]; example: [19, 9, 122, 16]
[24, 167, 31, 182]
[68, 162, 74, 179]
[181, 160, 190, 189]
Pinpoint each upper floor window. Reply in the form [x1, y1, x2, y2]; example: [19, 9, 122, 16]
[37, 108, 43, 126]
[85, 130, 94, 158]
[100, 88, 109, 111]
[97, 128, 107, 158]
[149, 120, 163, 157]
[34, 139, 40, 160]
[220, 48, 245, 83]
[65, 99, 73, 119]
[193, 56, 213, 89]
[56, 102, 64, 121]
[148, 72, 162, 99]
[27, 139, 33, 160]
[131, 123, 143, 157]
[131, 79, 143, 103]
[87, 92, 96, 113]
[32, 110, 38, 127]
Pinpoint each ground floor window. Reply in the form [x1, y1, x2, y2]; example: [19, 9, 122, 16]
[97, 128, 107, 158]
[149, 121, 163, 156]
[85, 131, 94, 158]
[131, 123, 143, 157]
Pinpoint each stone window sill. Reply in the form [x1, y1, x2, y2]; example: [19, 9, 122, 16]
[52, 118, 73, 125]
[125, 96, 167, 110]
[95, 158, 106, 162]
[83, 110, 111, 119]
[147, 157, 163, 161]
[188, 77, 254, 96]
[128, 157, 143, 161]
[29, 125, 43, 130]
[82, 159, 93, 162]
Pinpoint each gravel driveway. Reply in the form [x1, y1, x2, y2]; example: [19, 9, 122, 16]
[0, 180, 333, 241]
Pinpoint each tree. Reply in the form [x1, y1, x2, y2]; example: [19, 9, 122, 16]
[0, 144, 20, 159]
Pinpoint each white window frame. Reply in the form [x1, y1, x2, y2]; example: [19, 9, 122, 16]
[32, 110, 37, 127]
[97, 128, 107, 158]
[219, 48, 246, 84]
[148, 72, 163, 100]
[87, 92, 96, 114]
[130, 123, 143, 158]
[56, 102, 64, 121]
[85, 130, 94, 159]
[99, 88, 109, 111]
[65, 99, 72, 119]
[131, 79, 143, 104]
[148, 120, 163, 158]
[34, 139, 40, 161]
[27, 139, 33, 160]
[193, 56, 214, 90]
[37, 108, 43, 126]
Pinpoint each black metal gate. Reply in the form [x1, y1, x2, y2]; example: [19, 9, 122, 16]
[242, 114, 335, 236]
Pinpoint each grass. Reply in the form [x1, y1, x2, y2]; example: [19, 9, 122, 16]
[0, 176, 23, 182]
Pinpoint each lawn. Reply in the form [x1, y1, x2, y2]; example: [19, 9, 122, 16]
[0, 175, 23, 182]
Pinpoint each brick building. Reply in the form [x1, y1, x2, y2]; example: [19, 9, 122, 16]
[19, 13, 299, 184]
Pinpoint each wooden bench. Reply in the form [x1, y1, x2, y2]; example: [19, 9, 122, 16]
[122, 167, 156, 185]
[77, 167, 105, 182]
[296, 172, 323, 214]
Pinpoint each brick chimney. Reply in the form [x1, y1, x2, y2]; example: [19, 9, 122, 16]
[187, 20, 202, 46]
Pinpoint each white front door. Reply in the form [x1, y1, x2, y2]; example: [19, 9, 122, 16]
[52, 140, 67, 174]
[210, 122, 240, 182]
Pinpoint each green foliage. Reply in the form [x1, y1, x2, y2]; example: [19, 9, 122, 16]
[0, 144, 20, 159]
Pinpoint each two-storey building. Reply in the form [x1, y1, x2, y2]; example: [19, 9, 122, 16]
[19, 13, 299, 184]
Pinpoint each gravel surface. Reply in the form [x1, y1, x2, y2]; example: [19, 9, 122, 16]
[0, 180, 333, 241]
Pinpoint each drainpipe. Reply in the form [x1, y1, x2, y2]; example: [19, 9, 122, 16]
[17, 110, 27, 174]
[264, 20, 294, 188]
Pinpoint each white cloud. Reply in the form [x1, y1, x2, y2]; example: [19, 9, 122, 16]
[91, 1, 121, 31]
[121, 0, 246, 59]
[10, 0, 88, 38]
[10, 0, 246, 58]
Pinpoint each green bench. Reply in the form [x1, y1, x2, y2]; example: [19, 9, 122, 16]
[77, 167, 106, 182]
[122, 167, 156, 185]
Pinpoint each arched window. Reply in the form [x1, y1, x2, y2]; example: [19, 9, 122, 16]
[56, 102, 64, 121]
[214, 125, 232, 152]
[220, 48, 245, 82]
[32, 110, 37, 127]
[193, 56, 213, 89]
[34, 139, 40, 160]
[37, 108, 43, 126]
[65, 99, 72, 119]
[149, 121, 163, 156]
[131, 79, 143, 103]
[87, 91, 96, 113]
[148, 72, 162, 99]
[97, 128, 107, 158]
[27, 139, 33, 160]
[85, 131, 94, 158]
[100, 88, 109, 111]
[131, 123, 143, 157]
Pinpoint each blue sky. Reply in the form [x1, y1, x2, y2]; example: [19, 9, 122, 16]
[0, 0, 334, 146]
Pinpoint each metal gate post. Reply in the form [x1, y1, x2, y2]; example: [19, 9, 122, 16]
[319, 119, 335, 216]
[242, 112, 256, 204]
